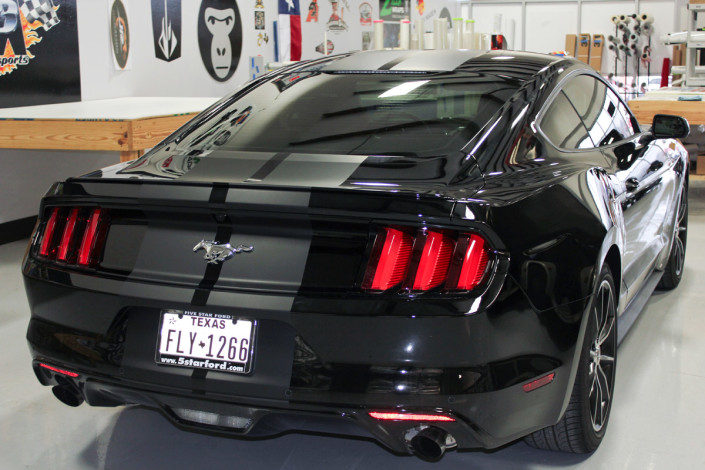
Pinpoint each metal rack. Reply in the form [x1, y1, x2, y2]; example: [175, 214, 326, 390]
[685, 3, 705, 86]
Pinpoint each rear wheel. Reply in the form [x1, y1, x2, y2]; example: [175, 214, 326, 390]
[658, 183, 688, 290]
[525, 266, 617, 453]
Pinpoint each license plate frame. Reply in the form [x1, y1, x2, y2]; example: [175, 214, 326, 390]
[155, 309, 256, 375]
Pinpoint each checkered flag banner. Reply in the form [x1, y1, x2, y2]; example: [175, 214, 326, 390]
[20, 0, 60, 31]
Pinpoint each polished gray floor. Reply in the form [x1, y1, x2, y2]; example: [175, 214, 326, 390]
[2, 193, 705, 469]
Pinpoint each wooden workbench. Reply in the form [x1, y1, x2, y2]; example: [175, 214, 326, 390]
[629, 87, 705, 174]
[629, 87, 705, 126]
[0, 97, 220, 162]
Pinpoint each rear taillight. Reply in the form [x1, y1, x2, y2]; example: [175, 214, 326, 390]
[362, 226, 492, 294]
[37, 207, 109, 268]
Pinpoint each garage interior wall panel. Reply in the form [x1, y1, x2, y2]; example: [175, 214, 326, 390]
[524, 3, 580, 55]
[470, 3, 523, 50]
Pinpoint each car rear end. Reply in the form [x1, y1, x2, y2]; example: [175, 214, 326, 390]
[23, 50, 582, 459]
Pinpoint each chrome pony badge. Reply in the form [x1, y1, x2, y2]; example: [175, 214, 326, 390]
[193, 240, 253, 264]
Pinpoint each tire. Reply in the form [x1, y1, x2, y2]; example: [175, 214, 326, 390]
[657, 182, 688, 290]
[525, 265, 617, 453]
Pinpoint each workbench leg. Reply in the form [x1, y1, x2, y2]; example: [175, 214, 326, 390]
[120, 150, 143, 163]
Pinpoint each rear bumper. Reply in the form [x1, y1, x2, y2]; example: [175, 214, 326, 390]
[24, 270, 586, 453]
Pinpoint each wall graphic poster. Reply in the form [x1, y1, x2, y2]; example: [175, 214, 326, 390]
[0, 0, 80, 107]
[109, 0, 130, 70]
[361, 31, 372, 50]
[359, 2, 371, 27]
[305, 0, 317, 22]
[326, 0, 347, 31]
[151, 0, 181, 62]
[379, 0, 409, 21]
[198, 0, 242, 82]
[254, 10, 264, 30]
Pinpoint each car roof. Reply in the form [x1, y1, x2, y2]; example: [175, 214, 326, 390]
[303, 50, 573, 82]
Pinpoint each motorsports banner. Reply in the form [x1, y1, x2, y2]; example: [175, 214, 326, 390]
[0, 0, 81, 108]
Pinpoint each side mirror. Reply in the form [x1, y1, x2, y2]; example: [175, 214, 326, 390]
[651, 114, 690, 139]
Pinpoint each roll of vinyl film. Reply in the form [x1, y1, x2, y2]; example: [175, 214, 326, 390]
[374, 20, 384, 50]
[400, 20, 410, 50]
[641, 13, 654, 24]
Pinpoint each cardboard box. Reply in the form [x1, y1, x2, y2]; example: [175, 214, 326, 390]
[590, 34, 605, 71]
[577, 34, 591, 64]
[565, 34, 577, 57]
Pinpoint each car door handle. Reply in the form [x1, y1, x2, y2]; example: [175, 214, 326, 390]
[649, 161, 663, 172]
[625, 177, 639, 192]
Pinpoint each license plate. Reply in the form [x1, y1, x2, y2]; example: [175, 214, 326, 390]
[156, 310, 255, 375]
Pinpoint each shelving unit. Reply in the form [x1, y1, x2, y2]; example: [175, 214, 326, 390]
[685, 3, 705, 85]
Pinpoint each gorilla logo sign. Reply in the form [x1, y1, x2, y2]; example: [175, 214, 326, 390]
[198, 0, 242, 82]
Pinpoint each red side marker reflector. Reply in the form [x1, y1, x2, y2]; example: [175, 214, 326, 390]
[39, 363, 79, 378]
[39, 208, 61, 257]
[522, 372, 556, 393]
[368, 411, 455, 422]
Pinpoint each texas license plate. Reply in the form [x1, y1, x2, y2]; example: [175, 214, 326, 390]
[156, 310, 255, 374]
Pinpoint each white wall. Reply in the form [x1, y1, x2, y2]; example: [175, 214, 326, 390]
[79, 0, 460, 101]
[470, 0, 684, 76]
[0, 150, 117, 224]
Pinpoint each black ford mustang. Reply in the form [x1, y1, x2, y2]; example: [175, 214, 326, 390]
[23, 50, 689, 461]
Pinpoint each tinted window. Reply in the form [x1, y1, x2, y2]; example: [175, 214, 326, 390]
[540, 91, 593, 149]
[165, 72, 519, 158]
[562, 74, 638, 147]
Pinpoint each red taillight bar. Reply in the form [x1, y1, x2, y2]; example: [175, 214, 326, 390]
[412, 231, 454, 291]
[453, 234, 489, 291]
[368, 411, 456, 422]
[56, 208, 80, 262]
[363, 226, 492, 294]
[78, 208, 105, 266]
[39, 207, 61, 257]
[362, 227, 414, 291]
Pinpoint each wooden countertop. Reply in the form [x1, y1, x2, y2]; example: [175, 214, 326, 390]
[0, 97, 220, 162]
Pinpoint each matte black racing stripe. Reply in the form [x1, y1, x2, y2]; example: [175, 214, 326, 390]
[191, 183, 231, 394]
[246, 152, 290, 182]
[378, 53, 416, 71]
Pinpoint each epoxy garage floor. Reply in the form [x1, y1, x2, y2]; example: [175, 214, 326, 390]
[2, 190, 705, 470]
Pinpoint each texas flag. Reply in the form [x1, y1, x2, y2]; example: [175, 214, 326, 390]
[278, 0, 302, 61]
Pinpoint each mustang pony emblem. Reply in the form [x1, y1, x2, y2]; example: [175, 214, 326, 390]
[193, 240, 253, 264]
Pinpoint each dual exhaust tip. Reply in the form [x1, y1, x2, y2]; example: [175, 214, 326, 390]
[48, 376, 456, 462]
[406, 426, 456, 462]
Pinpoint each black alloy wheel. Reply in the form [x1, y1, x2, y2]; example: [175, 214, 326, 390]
[525, 265, 617, 453]
[658, 182, 688, 290]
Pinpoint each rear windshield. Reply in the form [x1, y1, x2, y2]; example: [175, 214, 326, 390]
[170, 72, 519, 158]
